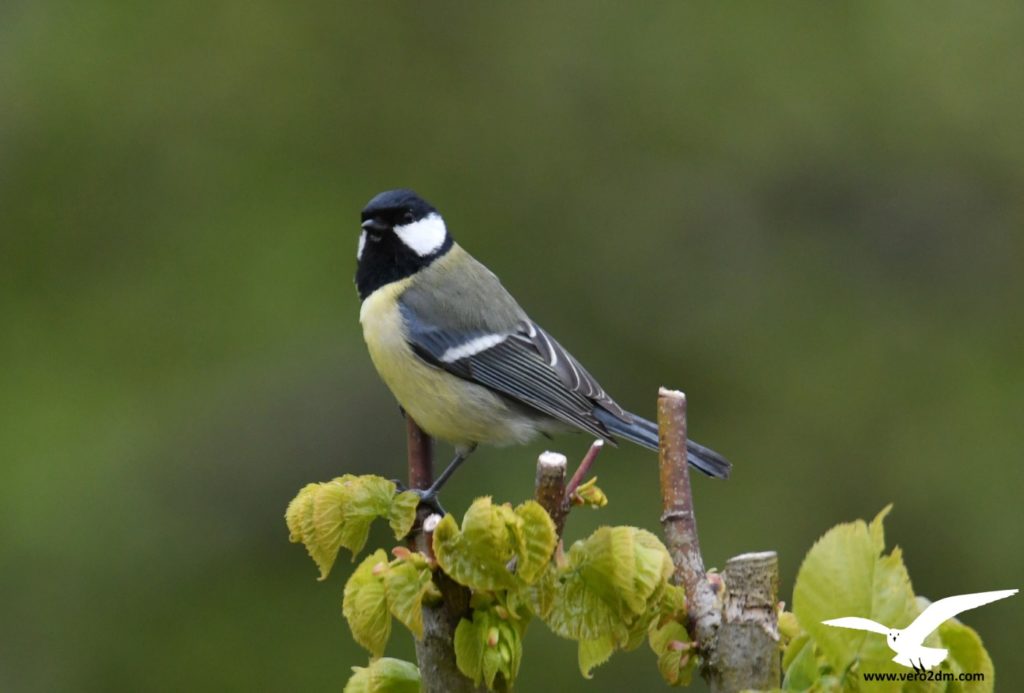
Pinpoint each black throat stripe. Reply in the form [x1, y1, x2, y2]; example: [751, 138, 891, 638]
[355, 232, 453, 300]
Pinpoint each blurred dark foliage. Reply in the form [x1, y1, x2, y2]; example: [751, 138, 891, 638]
[1, 2, 1021, 691]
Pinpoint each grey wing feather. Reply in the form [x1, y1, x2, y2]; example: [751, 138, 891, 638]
[462, 332, 613, 439]
[523, 321, 629, 420]
[399, 299, 627, 439]
[395, 309, 496, 366]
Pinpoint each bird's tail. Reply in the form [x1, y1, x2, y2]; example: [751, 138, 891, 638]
[593, 408, 732, 479]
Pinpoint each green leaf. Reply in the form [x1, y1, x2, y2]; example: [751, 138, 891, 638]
[651, 582, 687, 627]
[544, 559, 621, 641]
[524, 562, 557, 619]
[648, 619, 694, 687]
[578, 635, 615, 679]
[936, 612, 994, 693]
[622, 614, 651, 652]
[630, 530, 675, 615]
[286, 475, 409, 578]
[571, 476, 608, 508]
[793, 506, 917, 690]
[343, 549, 392, 657]
[433, 498, 519, 591]
[388, 490, 420, 540]
[336, 475, 399, 559]
[285, 479, 348, 579]
[501, 616, 524, 684]
[383, 555, 434, 639]
[781, 634, 819, 690]
[782, 630, 808, 672]
[311, 477, 354, 579]
[285, 483, 318, 544]
[453, 607, 521, 691]
[481, 632, 503, 690]
[454, 613, 484, 684]
[513, 500, 557, 584]
[778, 609, 803, 643]
[869, 503, 893, 547]
[544, 527, 673, 642]
[344, 657, 421, 693]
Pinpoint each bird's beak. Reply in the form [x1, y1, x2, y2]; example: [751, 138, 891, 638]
[361, 218, 390, 234]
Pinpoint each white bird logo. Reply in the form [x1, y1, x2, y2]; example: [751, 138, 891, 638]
[822, 589, 1017, 671]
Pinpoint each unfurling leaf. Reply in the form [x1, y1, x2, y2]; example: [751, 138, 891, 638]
[578, 635, 615, 679]
[454, 607, 523, 691]
[335, 475, 399, 560]
[383, 553, 434, 639]
[778, 609, 802, 642]
[285, 475, 415, 579]
[781, 633, 819, 691]
[629, 530, 675, 615]
[388, 490, 420, 540]
[512, 501, 557, 584]
[432, 497, 559, 594]
[651, 582, 687, 628]
[433, 498, 519, 591]
[523, 562, 557, 619]
[344, 657, 421, 693]
[571, 476, 608, 509]
[343, 550, 392, 657]
[454, 613, 485, 684]
[285, 483, 318, 544]
[648, 619, 694, 687]
[544, 527, 673, 643]
[311, 478, 353, 578]
[286, 482, 340, 575]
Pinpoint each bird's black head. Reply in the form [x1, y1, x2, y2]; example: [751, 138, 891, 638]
[355, 189, 454, 300]
[361, 188, 437, 230]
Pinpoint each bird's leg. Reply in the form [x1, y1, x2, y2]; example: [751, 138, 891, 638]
[414, 445, 476, 512]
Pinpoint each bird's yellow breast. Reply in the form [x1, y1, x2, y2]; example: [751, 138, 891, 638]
[359, 278, 539, 448]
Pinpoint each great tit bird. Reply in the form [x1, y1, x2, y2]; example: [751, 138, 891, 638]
[356, 189, 730, 502]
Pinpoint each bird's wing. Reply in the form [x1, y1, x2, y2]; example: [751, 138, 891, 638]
[399, 298, 628, 439]
[821, 617, 891, 635]
[514, 320, 628, 420]
[903, 590, 1018, 644]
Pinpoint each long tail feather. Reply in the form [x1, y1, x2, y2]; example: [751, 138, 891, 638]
[593, 408, 732, 479]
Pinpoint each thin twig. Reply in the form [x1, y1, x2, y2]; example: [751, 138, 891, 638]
[407, 416, 435, 558]
[407, 415, 434, 491]
[563, 439, 604, 506]
[657, 388, 721, 647]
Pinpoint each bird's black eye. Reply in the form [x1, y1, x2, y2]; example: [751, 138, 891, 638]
[402, 210, 415, 224]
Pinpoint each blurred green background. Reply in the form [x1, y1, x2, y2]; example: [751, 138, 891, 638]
[2, 2, 1022, 691]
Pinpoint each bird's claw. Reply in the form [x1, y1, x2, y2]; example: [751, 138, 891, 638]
[411, 488, 446, 517]
[389, 479, 445, 515]
[389, 478, 446, 515]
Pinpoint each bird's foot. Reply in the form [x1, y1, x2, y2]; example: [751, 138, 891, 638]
[389, 479, 446, 516]
[411, 487, 446, 516]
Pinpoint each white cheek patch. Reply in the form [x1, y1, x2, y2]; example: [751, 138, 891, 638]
[440, 334, 507, 362]
[394, 213, 447, 257]
[357, 231, 367, 260]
